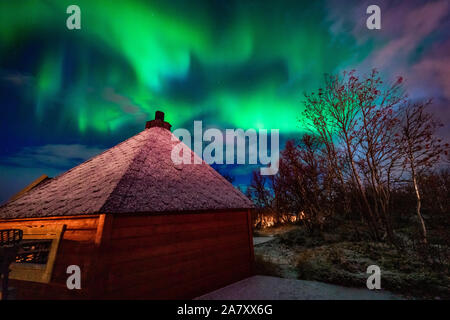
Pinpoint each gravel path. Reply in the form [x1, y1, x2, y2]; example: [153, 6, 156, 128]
[197, 275, 402, 300]
[253, 236, 275, 245]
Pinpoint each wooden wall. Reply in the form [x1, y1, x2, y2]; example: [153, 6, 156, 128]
[0, 210, 254, 299]
[101, 210, 254, 299]
[0, 215, 100, 299]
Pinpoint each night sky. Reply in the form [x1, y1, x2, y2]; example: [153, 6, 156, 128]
[0, 0, 449, 203]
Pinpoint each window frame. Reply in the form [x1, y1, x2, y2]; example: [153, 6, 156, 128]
[10, 224, 65, 283]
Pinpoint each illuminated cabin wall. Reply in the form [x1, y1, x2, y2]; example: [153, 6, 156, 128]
[0, 210, 254, 299]
[104, 210, 254, 299]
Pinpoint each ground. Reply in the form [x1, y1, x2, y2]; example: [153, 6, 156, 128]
[252, 223, 450, 300]
[197, 275, 401, 300]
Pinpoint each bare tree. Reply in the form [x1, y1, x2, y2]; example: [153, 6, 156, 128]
[247, 171, 275, 226]
[247, 69, 449, 253]
[353, 71, 405, 243]
[396, 101, 447, 244]
[303, 70, 401, 240]
[273, 137, 333, 233]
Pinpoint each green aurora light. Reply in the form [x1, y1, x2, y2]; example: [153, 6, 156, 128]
[0, 0, 369, 135]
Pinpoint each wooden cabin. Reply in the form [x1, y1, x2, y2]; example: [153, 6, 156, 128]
[0, 112, 254, 299]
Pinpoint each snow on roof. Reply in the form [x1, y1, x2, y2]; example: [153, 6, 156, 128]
[0, 127, 253, 219]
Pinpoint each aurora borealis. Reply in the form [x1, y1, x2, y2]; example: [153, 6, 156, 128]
[0, 0, 449, 202]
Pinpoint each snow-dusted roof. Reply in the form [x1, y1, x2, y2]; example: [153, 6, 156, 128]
[0, 126, 253, 219]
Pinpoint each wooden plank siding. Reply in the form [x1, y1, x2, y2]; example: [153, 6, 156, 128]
[0, 210, 254, 299]
[101, 210, 254, 299]
[0, 215, 100, 299]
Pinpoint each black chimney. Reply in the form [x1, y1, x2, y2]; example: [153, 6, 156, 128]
[155, 111, 165, 121]
[145, 111, 172, 130]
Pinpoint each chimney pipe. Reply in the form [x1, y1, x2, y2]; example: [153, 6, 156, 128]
[155, 111, 165, 121]
[145, 110, 172, 130]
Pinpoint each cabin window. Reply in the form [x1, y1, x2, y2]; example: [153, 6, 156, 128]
[10, 224, 65, 283]
[15, 239, 53, 265]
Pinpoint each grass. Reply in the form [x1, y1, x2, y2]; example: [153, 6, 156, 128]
[255, 221, 450, 299]
[296, 241, 450, 299]
[254, 254, 284, 278]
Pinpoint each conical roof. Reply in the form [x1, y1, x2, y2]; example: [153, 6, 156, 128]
[0, 126, 253, 219]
